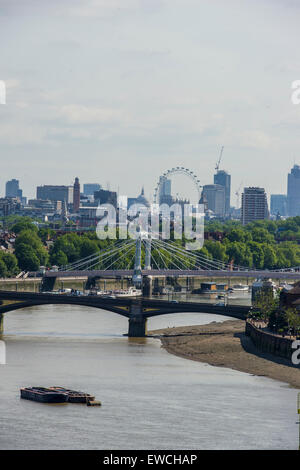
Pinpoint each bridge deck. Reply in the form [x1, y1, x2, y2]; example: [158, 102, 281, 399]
[40, 269, 300, 279]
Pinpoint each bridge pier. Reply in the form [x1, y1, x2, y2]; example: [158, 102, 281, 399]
[128, 300, 147, 337]
[128, 316, 147, 337]
[142, 275, 152, 297]
[0, 313, 3, 336]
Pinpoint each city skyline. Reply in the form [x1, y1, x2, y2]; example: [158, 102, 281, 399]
[1, 0, 300, 201]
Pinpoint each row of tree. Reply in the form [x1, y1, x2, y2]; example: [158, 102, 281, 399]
[4, 215, 300, 273]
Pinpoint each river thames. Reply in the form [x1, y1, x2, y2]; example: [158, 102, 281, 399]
[0, 304, 298, 449]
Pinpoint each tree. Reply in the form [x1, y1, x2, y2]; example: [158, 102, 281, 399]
[49, 250, 68, 267]
[0, 259, 7, 278]
[284, 308, 300, 335]
[80, 239, 99, 259]
[11, 218, 38, 234]
[15, 230, 49, 269]
[251, 227, 274, 244]
[253, 289, 279, 322]
[262, 244, 277, 269]
[248, 241, 264, 269]
[204, 240, 228, 262]
[14, 244, 40, 271]
[226, 242, 253, 267]
[226, 228, 252, 243]
[0, 252, 19, 276]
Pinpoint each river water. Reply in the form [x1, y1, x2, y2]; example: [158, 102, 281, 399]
[0, 303, 298, 450]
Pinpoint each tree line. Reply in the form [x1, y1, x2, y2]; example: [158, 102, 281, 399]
[2, 216, 300, 275]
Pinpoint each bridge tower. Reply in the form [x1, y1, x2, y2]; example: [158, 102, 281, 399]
[132, 233, 142, 288]
[143, 233, 153, 296]
[145, 233, 151, 270]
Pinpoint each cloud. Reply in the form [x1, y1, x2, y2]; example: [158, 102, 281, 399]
[68, 0, 142, 17]
[58, 104, 124, 124]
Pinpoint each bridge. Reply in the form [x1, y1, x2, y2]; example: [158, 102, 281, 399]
[0, 235, 297, 337]
[38, 237, 300, 295]
[0, 290, 250, 337]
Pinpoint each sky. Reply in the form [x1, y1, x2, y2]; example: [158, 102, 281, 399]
[1, 0, 300, 204]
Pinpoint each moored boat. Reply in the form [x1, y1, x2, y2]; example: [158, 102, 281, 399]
[232, 284, 249, 291]
[20, 387, 68, 403]
[49, 386, 95, 403]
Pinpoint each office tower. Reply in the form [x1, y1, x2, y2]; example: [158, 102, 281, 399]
[270, 194, 287, 216]
[159, 176, 172, 205]
[202, 184, 225, 217]
[214, 170, 231, 217]
[287, 164, 300, 216]
[5, 179, 20, 198]
[83, 183, 101, 196]
[36, 185, 73, 204]
[73, 177, 80, 212]
[241, 187, 269, 225]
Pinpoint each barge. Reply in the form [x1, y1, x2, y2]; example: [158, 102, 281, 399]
[20, 387, 68, 403]
[49, 386, 96, 403]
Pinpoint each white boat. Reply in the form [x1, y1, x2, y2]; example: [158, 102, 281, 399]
[231, 284, 249, 292]
[115, 287, 142, 298]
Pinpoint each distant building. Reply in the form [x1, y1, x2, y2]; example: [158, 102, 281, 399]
[214, 170, 231, 217]
[241, 187, 269, 225]
[128, 187, 150, 210]
[202, 184, 225, 218]
[28, 199, 61, 212]
[0, 198, 20, 216]
[83, 183, 101, 196]
[287, 164, 300, 216]
[5, 179, 23, 199]
[270, 194, 287, 216]
[159, 176, 172, 205]
[94, 189, 117, 208]
[73, 177, 80, 212]
[36, 185, 73, 204]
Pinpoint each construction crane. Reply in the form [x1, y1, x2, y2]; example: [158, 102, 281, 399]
[215, 146, 224, 171]
[235, 182, 243, 208]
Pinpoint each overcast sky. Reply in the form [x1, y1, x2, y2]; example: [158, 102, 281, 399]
[1, 0, 300, 204]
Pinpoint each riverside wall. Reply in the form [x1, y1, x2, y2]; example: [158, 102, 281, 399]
[245, 320, 294, 360]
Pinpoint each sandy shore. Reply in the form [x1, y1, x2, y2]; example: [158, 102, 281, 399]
[150, 320, 300, 389]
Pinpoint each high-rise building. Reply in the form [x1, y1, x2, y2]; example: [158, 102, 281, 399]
[159, 176, 172, 205]
[241, 187, 269, 225]
[270, 194, 287, 216]
[36, 185, 73, 204]
[83, 183, 101, 196]
[73, 177, 80, 212]
[5, 179, 20, 198]
[287, 164, 300, 216]
[202, 184, 225, 218]
[214, 170, 231, 217]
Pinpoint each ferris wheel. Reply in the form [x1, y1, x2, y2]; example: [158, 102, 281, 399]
[153, 166, 202, 204]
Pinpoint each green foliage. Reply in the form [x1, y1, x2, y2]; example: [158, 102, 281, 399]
[0, 252, 19, 276]
[14, 230, 49, 270]
[284, 307, 300, 334]
[0, 258, 8, 277]
[11, 217, 38, 234]
[253, 289, 279, 322]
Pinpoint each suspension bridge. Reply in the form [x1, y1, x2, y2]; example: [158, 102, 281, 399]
[41, 236, 300, 289]
[0, 236, 299, 337]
